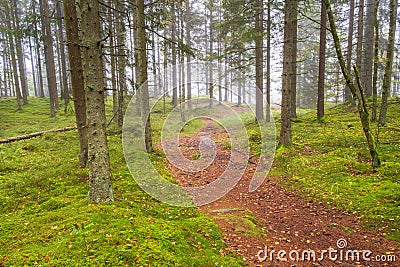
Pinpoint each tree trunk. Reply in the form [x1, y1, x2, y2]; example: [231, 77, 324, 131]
[117, 9, 127, 127]
[12, 0, 28, 105]
[33, 7, 45, 99]
[317, 0, 327, 121]
[355, 0, 364, 94]
[279, 0, 297, 146]
[185, 0, 192, 110]
[345, 0, 355, 103]
[78, 0, 114, 202]
[265, 0, 271, 122]
[361, 0, 376, 97]
[171, 8, 178, 107]
[371, 0, 380, 122]
[290, 0, 298, 119]
[63, 0, 88, 168]
[28, 36, 38, 97]
[324, 0, 381, 168]
[3, 1, 22, 110]
[379, 0, 397, 126]
[56, 1, 70, 111]
[136, 0, 153, 153]
[39, 0, 59, 117]
[255, 0, 264, 121]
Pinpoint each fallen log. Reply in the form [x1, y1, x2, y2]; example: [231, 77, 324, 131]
[0, 126, 77, 144]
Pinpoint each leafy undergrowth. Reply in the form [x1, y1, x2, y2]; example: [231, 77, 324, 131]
[0, 98, 243, 266]
[265, 98, 400, 242]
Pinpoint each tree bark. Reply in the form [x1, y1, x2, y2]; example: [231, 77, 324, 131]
[371, 0, 380, 122]
[39, 0, 59, 117]
[136, 0, 153, 153]
[185, 0, 192, 110]
[116, 7, 127, 127]
[78, 0, 114, 202]
[279, 0, 297, 146]
[3, 1, 22, 110]
[12, 0, 29, 105]
[290, 0, 298, 119]
[379, 0, 397, 126]
[255, 0, 264, 121]
[56, 1, 70, 111]
[361, 0, 376, 97]
[63, 0, 88, 168]
[265, 0, 271, 122]
[345, 0, 355, 103]
[317, 0, 327, 121]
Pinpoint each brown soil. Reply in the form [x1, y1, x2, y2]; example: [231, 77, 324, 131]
[167, 119, 399, 267]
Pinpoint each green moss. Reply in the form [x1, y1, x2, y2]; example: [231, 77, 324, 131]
[0, 97, 243, 267]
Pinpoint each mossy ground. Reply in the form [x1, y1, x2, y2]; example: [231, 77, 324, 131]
[1, 96, 399, 266]
[0, 97, 243, 266]
[265, 98, 400, 242]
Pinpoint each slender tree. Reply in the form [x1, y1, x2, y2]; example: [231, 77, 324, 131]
[379, 0, 397, 126]
[317, 0, 327, 121]
[2, 1, 22, 110]
[255, 0, 263, 121]
[56, 0, 69, 110]
[361, 0, 376, 97]
[39, 0, 59, 116]
[136, 0, 153, 153]
[279, 0, 298, 146]
[345, 0, 355, 103]
[62, 0, 88, 167]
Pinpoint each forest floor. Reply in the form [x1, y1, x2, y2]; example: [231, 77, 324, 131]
[1, 97, 400, 266]
[169, 117, 399, 266]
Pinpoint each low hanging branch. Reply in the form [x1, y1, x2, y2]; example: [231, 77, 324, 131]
[324, 0, 381, 168]
[0, 126, 77, 144]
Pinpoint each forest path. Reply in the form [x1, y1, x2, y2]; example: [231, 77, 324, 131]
[167, 118, 399, 267]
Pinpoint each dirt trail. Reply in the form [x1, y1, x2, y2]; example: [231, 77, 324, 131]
[168, 119, 399, 267]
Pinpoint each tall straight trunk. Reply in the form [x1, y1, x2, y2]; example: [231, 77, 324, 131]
[3, 2, 22, 110]
[290, 0, 298, 118]
[171, 8, 178, 107]
[179, 8, 185, 109]
[28, 36, 38, 97]
[265, 0, 271, 122]
[107, 0, 117, 119]
[136, 0, 153, 153]
[33, 5, 45, 98]
[185, 0, 192, 110]
[56, 1, 70, 110]
[324, 0, 380, 168]
[379, 0, 397, 126]
[361, 0, 376, 97]
[78, 0, 114, 202]
[208, 3, 214, 108]
[39, 0, 59, 117]
[62, 0, 88, 167]
[345, 0, 355, 103]
[355, 0, 364, 84]
[12, 0, 28, 105]
[117, 11, 127, 127]
[255, 0, 264, 121]
[279, 0, 297, 146]
[371, 0, 380, 122]
[151, 31, 158, 96]
[317, 0, 327, 121]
